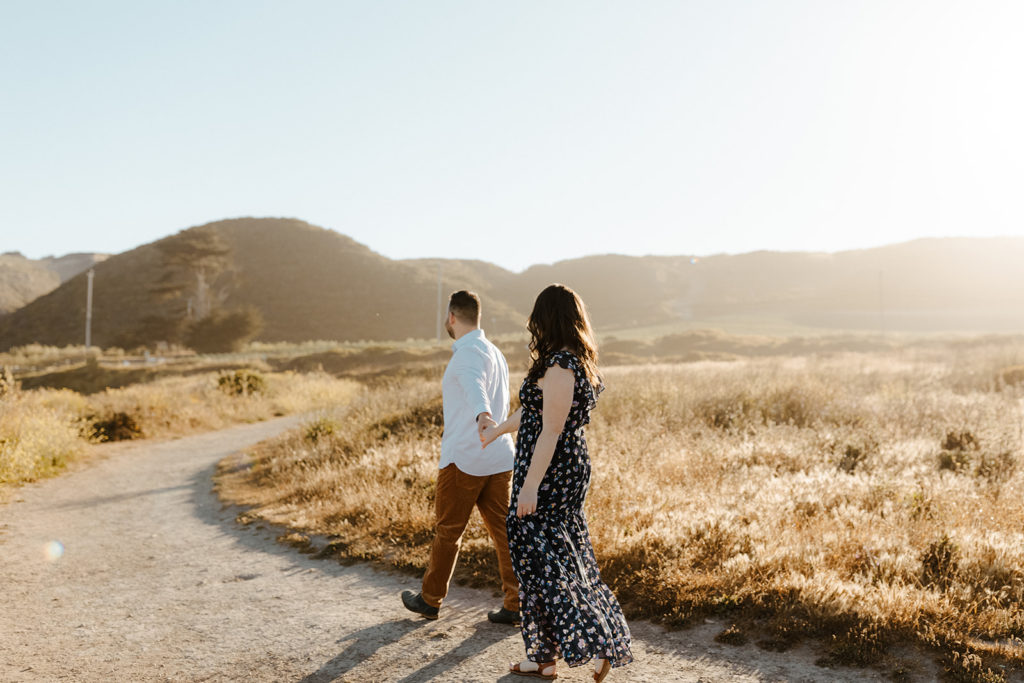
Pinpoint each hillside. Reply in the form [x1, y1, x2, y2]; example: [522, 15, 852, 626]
[217, 220, 524, 341]
[2, 219, 1023, 351]
[512, 238, 1024, 333]
[0, 219, 525, 350]
[0, 251, 107, 315]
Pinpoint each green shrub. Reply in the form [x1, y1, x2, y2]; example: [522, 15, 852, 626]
[304, 416, 341, 443]
[217, 369, 267, 397]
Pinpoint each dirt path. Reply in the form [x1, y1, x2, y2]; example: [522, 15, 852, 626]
[1, 417, 918, 682]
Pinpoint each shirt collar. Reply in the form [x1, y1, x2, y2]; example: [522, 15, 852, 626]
[452, 328, 485, 351]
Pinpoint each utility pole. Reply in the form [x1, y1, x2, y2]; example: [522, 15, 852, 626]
[85, 268, 94, 349]
[435, 263, 443, 341]
[877, 269, 884, 336]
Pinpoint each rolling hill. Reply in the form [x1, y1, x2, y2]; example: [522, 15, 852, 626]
[0, 219, 526, 350]
[1, 217, 1023, 351]
[0, 252, 107, 315]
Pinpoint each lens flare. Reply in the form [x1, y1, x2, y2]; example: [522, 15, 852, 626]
[44, 540, 64, 562]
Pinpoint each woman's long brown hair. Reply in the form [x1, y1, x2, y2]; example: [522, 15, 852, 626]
[526, 284, 602, 389]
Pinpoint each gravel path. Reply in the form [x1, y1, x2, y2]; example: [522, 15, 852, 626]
[1, 417, 914, 682]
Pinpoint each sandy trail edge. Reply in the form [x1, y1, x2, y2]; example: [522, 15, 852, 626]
[0, 416, 931, 682]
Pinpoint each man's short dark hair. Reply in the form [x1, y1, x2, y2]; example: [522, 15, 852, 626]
[449, 290, 481, 325]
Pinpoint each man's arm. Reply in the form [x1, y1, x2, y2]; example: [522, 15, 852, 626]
[450, 349, 494, 432]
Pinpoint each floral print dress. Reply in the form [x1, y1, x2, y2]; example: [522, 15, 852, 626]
[506, 351, 633, 669]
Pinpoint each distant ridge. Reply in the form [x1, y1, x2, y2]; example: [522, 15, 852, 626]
[0, 218, 526, 350]
[2, 219, 1023, 350]
[0, 251, 107, 315]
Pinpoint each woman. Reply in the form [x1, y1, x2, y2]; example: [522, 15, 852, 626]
[481, 284, 632, 682]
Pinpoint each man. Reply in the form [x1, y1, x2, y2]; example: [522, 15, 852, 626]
[401, 290, 520, 624]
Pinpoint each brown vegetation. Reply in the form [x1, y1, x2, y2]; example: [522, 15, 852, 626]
[0, 369, 359, 485]
[217, 344, 1024, 680]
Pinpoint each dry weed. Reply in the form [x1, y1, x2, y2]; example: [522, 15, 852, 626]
[216, 346, 1024, 675]
[0, 371, 360, 485]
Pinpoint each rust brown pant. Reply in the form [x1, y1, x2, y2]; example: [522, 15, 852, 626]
[421, 463, 520, 611]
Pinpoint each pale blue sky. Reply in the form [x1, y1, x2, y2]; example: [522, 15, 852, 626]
[2, 1, 1022, 272]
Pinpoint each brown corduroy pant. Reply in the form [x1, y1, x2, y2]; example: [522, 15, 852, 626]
[420, 463, 520, 611]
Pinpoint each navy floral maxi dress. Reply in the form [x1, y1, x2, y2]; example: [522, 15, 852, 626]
[506, 351, 633, 669]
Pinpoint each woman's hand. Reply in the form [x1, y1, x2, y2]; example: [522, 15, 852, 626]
[516, 481, 539, 517]
[480, 424, 501, 448]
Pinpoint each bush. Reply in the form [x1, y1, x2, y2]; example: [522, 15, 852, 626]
[90, 411, 144, 442]
[304, 416, 341, 443]
[939, 430, 979, 472]
[944, 430, 979, 452]
[217, 369, 267, 397]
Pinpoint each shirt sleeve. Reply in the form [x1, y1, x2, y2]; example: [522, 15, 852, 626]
[450, 348, 492, 420]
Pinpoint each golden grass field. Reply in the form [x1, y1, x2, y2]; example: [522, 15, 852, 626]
[0, 363, 359, 486]
[216, 342, 1024, 682]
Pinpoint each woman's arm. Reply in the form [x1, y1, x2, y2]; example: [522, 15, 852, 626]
[480, 407, 522, 447]
[516, 365, 573, 517]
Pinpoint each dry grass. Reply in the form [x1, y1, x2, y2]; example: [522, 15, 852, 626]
[0, 389, 88, 484]
[217, 344, 1024, 679]
[82, 370, 359, 439]
[0, 370, 360, 486]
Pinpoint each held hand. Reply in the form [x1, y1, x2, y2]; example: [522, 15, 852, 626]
[480, 423, 501, 448]
[516, 482, 539, 517]
[476, 413, 497, 438]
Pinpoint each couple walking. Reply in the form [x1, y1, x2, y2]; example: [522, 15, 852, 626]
[401, 285, 633, 681]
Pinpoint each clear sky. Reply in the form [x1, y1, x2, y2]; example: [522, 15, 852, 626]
[2, 1, 1022, 272]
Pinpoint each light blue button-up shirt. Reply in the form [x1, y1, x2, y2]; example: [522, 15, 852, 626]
[440, 329, 515, 476]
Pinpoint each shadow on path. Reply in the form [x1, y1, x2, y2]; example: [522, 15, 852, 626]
[394, 622, 511, 683]
[50, 484, 191, 511]
[297, 619, 431, 683]
[187, 461, 358, 578]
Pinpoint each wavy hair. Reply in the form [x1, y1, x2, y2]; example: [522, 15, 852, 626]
[526, 284, 601, 389]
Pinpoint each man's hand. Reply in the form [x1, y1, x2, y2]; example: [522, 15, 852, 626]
[476, 412, 497, 442]
[480, 424, 500, 448]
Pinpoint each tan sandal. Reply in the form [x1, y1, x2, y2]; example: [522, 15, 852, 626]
[593, 658, 611, 682]
[510, 660, 557, 680]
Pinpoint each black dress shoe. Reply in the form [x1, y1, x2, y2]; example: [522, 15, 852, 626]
[401, 590, 439, 619]
[487, 607, 521, 625]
